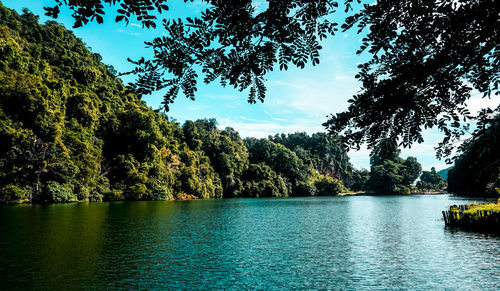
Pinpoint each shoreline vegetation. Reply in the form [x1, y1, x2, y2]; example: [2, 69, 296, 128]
[5, 191, 471, 205]
[1, 3, 497, 206]
[443, 202, 500, 233]
[4, 191, 464, 205]
[413, 191, 447, 195]
[0, 5, 363, 205]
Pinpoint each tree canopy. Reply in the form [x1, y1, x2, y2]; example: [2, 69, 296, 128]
[447, 113, 500, 197]
[45, 0, 340, 110]
[42, 0, 499, 154]
[366, 139, 421, 194]
[417, 167, 446, 192]
[0, 3, 357, 203]
[324, 0, 499, 155]
[6, 0, 498, 203]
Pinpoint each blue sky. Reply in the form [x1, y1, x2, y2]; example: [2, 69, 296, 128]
[3, 0, 498, 171]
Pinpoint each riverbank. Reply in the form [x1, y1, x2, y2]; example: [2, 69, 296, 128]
[174, 193, 199, 200]
[0, 191, 451, 205]
[338, 191, 449, 196]
[412, 191, 447, 195]
[443, 202, 500, 232]
[338, 191, 366, 196]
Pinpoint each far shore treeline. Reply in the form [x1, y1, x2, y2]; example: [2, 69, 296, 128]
[0, 4, 496, 204]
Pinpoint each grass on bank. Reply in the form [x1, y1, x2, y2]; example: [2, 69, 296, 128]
[462, 201, 500, 214]
[444, 199, 500, 232]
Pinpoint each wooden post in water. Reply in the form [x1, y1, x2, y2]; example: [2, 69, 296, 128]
[442, 211, 449, 226]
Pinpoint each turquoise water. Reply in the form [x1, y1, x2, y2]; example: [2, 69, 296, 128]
[1, 195, 499, 290]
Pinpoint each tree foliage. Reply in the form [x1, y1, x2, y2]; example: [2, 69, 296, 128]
[43, 0, 340, 109]
[366, 139, 421, 194]
[1, 3, 443, 203]
[244, 136, 349, 196]
[269, 132, 353, 183]
[182, 119, 249, 197]
[42, 0, 499, 157]
[349, 168, 369, 191]
[447, 113, 500, 197]
[417, 167, 445, 192]
[44, 0, 171, 29]
[324, 0, 499, 155]
[0, 5, 223, 203]
[240, 163, 288, 198]
[0, 2, 352, 203]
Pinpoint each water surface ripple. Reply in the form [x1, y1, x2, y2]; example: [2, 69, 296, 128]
[1, 195, 499, 290]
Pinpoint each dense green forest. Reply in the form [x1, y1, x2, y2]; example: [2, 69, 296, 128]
[0, 5, 359, 204]
[3, 3, 491, 204]
[447, 114, 500, 197]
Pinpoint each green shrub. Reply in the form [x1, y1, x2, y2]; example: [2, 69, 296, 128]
[45, 181, 76, 203]
[314, 176, 346, 196]
[393, 185, 411, 195]
[103, 189, 124, 201]
[0, 184, 30, 203]
[293, 181, 316, 196]
[126, 183, 147, 200]
[145, 183, 173, 200]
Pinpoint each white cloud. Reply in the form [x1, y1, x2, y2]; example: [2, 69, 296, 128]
[129, 22, 142, 28]
[205, 93, 237, 101]
[465, 91, 500, 114]
[347, 145, 371, 170]
[217, 117, 325, 139]
[117, 29, 140, 37]
[265, 74, 358, 120]
[185, 1, 211, 12]
[239, 116, 260, 122]
[335, 73, 355, 81]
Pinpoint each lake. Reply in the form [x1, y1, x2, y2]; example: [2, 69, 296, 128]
[1, 195, 499, 290]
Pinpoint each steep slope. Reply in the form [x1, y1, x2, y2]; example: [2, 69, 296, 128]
[0, 3, 351, 204]
[447, 114, 500, 197]
[0, 4, 222, 203]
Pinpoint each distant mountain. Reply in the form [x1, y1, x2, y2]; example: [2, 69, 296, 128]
[437, 167, 452, 181]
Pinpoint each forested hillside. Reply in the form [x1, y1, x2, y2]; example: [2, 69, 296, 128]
[447, 114, 500, 197]
[0, 5, 353, 203]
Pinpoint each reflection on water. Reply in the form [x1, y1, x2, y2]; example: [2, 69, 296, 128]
[0, 195, 499, 289]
